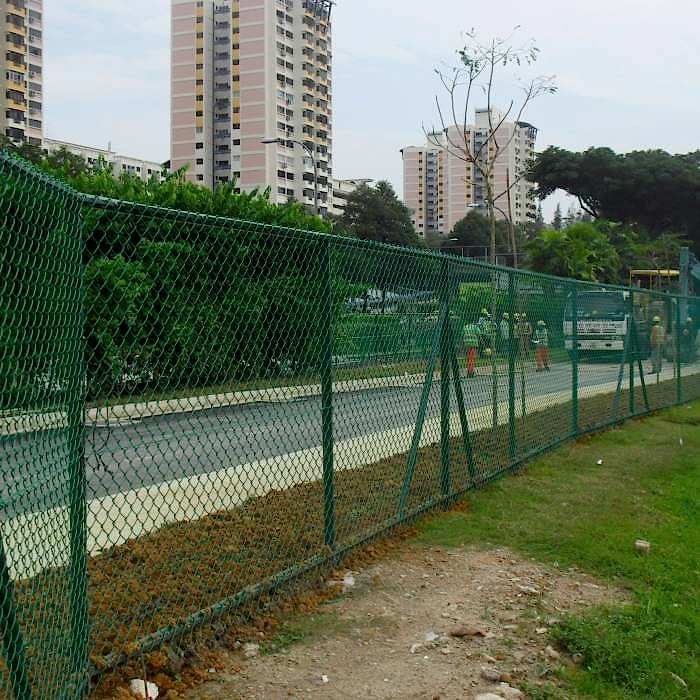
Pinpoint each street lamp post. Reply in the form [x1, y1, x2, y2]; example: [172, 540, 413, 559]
[261, 137, 320, 217]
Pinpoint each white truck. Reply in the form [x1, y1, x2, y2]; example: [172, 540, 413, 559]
[563, 290, 638, 358]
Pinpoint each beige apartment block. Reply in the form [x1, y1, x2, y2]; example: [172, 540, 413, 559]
[2, 0, 43, 146]
[171, 0, 334, 215]
[43, 138, 166, 182]
[402, 110, 537, 237]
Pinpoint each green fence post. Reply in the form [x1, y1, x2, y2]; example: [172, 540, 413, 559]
[629, 291, 635, 416]
[319, 239, 337, 550]
[571, 283, 579, 436]
[676, 298, 682, 405]
[0, 538, 32, 700]
[398, 305, 447, 517]
[448, 334, 477, 482]
[507, 271, 517, 459]
[440, 259, 452, 503]
[633, 322, 650, 412]
[68, 216, 89, 699]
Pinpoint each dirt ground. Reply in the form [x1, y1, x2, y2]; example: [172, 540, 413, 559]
[183, 545, 626, 700]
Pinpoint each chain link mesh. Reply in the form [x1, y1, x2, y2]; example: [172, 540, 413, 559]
[2, 152, 700, 698]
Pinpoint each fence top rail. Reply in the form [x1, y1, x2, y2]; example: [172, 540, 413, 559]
[1, 149, 698, 305]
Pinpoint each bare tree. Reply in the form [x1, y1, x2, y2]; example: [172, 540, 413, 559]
[425, 29, 556, 267]
[425, 29, 556, 432]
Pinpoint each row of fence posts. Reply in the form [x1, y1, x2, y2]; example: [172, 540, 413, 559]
[0, 241, 693, 699]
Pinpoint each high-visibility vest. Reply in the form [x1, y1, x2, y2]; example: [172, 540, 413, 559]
[463, 324, 480, 348]
[534, 328, 549, 347]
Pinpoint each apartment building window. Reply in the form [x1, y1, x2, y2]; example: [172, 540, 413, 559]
[197, 175, 204, 181]
[196, 142, 204, 150]
[196, 158, 204, 165]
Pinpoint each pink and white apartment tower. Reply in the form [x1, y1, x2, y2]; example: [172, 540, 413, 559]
[171, 0, 334, 214]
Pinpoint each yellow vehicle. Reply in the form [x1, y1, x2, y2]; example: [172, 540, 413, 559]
[629, 269, 679, 293]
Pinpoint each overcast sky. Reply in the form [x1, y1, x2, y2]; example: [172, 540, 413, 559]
[45, 0, 700, 219]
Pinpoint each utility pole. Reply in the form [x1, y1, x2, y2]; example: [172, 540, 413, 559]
[262, 137, 320, 216]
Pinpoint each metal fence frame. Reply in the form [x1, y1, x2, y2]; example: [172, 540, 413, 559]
[1, 152, 699, 699]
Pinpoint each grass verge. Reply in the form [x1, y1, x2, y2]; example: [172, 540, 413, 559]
[417, 403, 700, 699]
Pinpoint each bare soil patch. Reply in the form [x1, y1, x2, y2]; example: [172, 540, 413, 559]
[183, 545, 626, 700]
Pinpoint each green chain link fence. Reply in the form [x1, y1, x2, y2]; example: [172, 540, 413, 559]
[2, 152, 700, 698]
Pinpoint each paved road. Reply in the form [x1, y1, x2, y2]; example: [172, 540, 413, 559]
[0, 362, 638, 516]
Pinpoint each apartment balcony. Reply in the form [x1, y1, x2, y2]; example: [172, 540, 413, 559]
[7, 1, 26, 17]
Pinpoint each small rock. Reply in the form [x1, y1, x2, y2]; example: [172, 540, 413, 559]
[481, 668, 502, 683]
[499, 672, 513, 683]
[516, 585, 540, 596]
[475, 694, 504, 700]
[207, 668, 216, 674]
[499, 684, 524, 699]
[129, 679, 159, 699]
[243, 642, 260, 659]
[450, 626, 486, 638]
[535, 627, 547, 634]
[572, 653, 583, 665]
[425, 631, 439, 643]
[544, 645, 560, 661]
[342, 573, 355, 591]
[596, 459, 604, 465]
[321, 675, 329, 684]
[635, 539, 651, 555]
[409, 643, 422, 654]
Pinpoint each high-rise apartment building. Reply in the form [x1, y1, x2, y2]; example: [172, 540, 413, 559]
[2, 0, 43, 146]
[171, 0, 334, 215]
[402, 110, 537, 237]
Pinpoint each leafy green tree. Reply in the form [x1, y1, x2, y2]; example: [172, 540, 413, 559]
[525, 222, 621, 282]
[44, 146, 91, 178]
[442, 209, 509, 252]
[530, 146, 700, 243]
[339, 181, 420, 246]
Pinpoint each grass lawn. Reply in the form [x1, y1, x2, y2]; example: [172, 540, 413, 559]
[417, 403, 700, 699]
